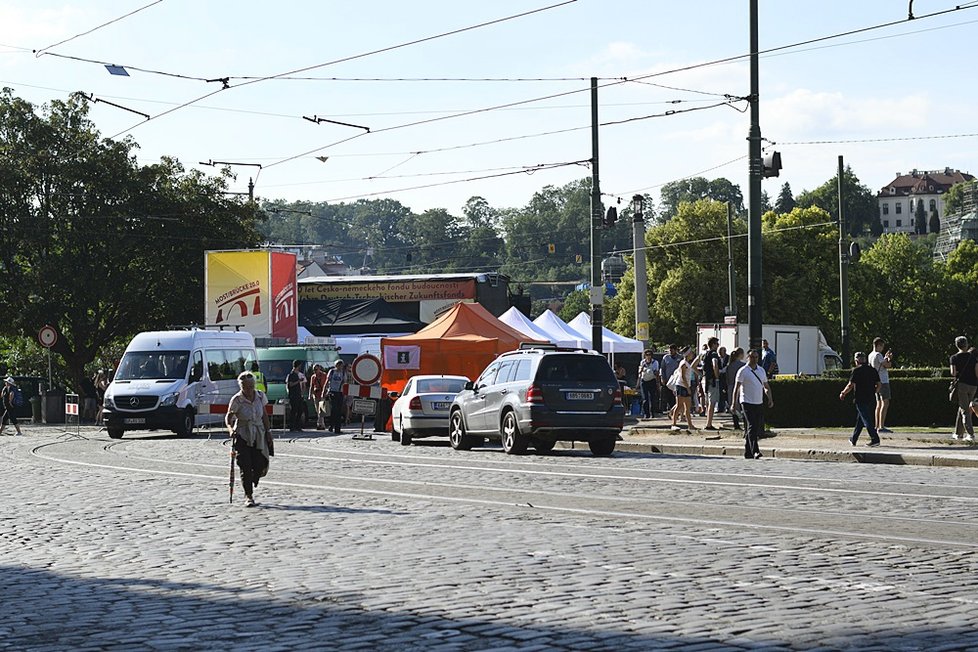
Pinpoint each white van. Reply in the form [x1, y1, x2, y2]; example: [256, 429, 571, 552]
[103, 328, 258, 439]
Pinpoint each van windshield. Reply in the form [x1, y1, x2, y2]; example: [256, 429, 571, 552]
[116, 351, 190, 381]
[261, 358, 299, 383]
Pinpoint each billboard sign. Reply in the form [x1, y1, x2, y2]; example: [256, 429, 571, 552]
[205, 250, 298, 342]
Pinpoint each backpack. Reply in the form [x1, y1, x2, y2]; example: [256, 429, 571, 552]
[11, 387, 25, 408]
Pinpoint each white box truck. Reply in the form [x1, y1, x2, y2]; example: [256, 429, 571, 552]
[103, 328, 258, 439]
[696, 323, 843, 375]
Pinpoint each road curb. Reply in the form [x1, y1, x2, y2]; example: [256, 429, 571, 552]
[605, 440, 978, 468]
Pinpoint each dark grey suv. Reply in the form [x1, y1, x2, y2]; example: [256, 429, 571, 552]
[448, 347, 624, 456]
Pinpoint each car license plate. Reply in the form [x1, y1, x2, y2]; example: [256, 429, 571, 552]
[123, 418, 146, 425]
[432, 402, 451, 410]
[566, 392, 593, 400]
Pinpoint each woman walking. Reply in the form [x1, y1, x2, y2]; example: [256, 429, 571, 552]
[226, 371, 273, 507]
[670, 347, 696, 431]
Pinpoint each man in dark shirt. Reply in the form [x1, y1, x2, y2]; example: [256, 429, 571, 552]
[286, 360, 306, 432]
[950, 336, 978, 441]
[840, 351, 881, 447]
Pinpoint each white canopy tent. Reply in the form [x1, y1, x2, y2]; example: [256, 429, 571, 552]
[498, 307, 559, 344]
[568, 313, 645, 353]
[532, 310, 591, 349]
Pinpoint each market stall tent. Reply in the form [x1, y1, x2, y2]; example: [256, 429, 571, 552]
[568, 312, 645, 353]
[532, 310, 591, 349]
[380, 302, 545, 393]
[498, 307, 558, 344]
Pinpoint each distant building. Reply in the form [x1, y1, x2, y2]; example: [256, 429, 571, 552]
[264, 244, 356, 278]
[877, 168, 974, 235]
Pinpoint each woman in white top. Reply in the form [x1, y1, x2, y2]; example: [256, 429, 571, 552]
[670, 347, 697, 431]
[226, 371, 273, 507]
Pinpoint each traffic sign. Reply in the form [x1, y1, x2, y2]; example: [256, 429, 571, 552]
[351, 353, 382, 385]
[38, 325, 58, 348]
[352, 399, 376, 416]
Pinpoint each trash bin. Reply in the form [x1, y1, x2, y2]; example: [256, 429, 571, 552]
[30, 396, 41, 423]
[41, 389, 65, 424]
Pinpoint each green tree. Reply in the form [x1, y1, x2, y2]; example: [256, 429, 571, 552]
[929, 209, 941, 234]
[796, 166, 877, 236]
[558, 289, 590, 323]
[0, 90, 263, 394]
[658, 176, 744, 222]
[848, 234, 945, 365]
[943, 180, 976, 217]
[774, 182, 796, 214]
[914, 199, 927, 235]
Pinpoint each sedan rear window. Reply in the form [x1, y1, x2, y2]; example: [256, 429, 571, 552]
[416, 378, 467, 393]
[537, 356, 615, 382]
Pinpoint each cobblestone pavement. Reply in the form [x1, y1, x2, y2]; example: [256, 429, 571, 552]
[3, 424, 978, 651]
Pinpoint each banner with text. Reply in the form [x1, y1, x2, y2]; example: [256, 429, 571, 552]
[299, 279, 476, 303]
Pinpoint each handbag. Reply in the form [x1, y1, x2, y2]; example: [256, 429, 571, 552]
[666, 366, 683, 392]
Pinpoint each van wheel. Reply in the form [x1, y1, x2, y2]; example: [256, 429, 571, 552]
[588, 437, 616, 457]
[107, 428, 124, 439]
[176, 409, 195, 437]
[500, 411, 528, 455]
[449, 411, 474, 451]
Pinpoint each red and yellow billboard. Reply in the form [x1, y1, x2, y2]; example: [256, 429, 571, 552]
[205, 250, 297, 342]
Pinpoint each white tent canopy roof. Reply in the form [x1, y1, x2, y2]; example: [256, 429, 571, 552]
[532, 310, 591, 349]
[568, 312, 645, 353]
[498, 307, 558, 344]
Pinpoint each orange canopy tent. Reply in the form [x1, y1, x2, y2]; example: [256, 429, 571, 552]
[380, 302, 546, 392]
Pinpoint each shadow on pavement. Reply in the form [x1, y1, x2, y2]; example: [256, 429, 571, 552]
[258, 503, 406, 516]
[2, 565, 975, 651]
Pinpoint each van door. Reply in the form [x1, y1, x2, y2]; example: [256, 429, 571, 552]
[188, 350, 204, 423]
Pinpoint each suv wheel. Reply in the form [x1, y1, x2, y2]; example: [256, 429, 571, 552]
[588, 436, 616, 457]
[449, 411, 474, 451]
[500, 411, 528, 455]
[107, 428, 124, 439]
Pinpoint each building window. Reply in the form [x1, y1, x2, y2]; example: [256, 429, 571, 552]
[910, 219, 915, 226]
[896, 219, 902, 227]
[930, 199, 937, 210]
[896, 203, 902, 214]
[883, 220, 889, 228]
[882, 203, 889, 215]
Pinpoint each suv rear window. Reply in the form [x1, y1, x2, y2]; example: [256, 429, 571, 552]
[536, 355, 615, 383]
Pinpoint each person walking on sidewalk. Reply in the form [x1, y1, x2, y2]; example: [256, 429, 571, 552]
[702, 337, 722, 430]
[723, 348, 746, 432]
[669, 347, 696, 431]
[868, 337, 894, 433]
[286, 360, 306, 432]
[226, 371, 273, 508]
[637, 349, 660, 419]
[950, 336, 978, 442]
[732, 349, 774, 459]
[308, 364, 329, 430]
[0, 376, 23, 436]
[324, 360, 348, 434]
[660, 344, 682, 418]
[840, 351, 881, 447]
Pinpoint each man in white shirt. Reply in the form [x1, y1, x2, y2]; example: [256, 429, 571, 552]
[868, 337, 893, 433]
[732, 349, 774, 460]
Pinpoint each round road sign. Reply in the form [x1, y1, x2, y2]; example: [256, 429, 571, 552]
[38, 325, 58, 349]
[351, 353, 382, 385]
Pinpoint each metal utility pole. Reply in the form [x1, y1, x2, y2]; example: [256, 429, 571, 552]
[837, 155, 851, 364]
[631, 195, 649, 345]
[746, 0, 763, 351]
[725, 202, 737, 316]
[589, 77, 603, 354]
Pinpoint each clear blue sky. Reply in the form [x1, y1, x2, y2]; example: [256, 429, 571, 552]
[2, 0, 976, 215]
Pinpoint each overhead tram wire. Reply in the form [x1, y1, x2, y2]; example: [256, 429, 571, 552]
[264, 3, 977, 170]
[33, 0, 163, 57]
[105, 0, 578, 139]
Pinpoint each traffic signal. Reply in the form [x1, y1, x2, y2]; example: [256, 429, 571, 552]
[849, 241, 861, 264]
[762, 151, 782, 178]
[604, 206, 618, 228]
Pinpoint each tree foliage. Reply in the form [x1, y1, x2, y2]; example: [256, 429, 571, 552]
[658, 177, 744, 222]
[0, 90, 264, 393]
[774, 182, 796, 214]
[795, 165, 877, 236]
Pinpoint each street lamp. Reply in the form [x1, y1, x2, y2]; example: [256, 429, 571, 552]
[631, 194, 649, 345]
